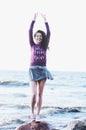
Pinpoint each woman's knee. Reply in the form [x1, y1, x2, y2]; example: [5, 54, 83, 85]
[32, 93, 37, 101]
[37, 92, 43, 99]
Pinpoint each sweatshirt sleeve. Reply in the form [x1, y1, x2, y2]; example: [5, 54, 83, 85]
[45, 22, 51, 43]
[28, 20, 35, 46]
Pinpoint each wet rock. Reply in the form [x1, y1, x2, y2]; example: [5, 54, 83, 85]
[66, 118, 86, 130]
[15, 121, 50, 130]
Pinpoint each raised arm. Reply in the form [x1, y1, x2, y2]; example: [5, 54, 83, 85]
[41, 14, 51, 42]
[29, 13, 38, 46]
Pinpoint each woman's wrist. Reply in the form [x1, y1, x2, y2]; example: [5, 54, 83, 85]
[33, 13, 38, 21]
[44, 19, 47, 23]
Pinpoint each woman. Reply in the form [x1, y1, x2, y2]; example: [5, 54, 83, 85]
[28, 13, 53, 122]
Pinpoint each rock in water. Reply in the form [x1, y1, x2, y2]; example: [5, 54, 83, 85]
[66, 119, 86, 130]
[15, 121, 50, 130]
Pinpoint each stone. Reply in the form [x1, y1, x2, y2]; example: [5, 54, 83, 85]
[66, 118, 86, 130]
[15, 121, 50, 130]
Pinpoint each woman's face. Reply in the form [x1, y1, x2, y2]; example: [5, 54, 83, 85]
[34, 32, 43, 44]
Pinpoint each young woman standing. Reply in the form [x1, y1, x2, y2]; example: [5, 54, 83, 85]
[28, 13, 53, 122]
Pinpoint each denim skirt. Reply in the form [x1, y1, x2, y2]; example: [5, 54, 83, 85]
[29, 66, 53, 81]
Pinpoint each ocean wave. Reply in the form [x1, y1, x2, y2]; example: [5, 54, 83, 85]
[42, 106, 86, 113]
[0, 80, 29, 87]
[0, 118, 25, 127]
[0, 103, 29, 109]
[1, 103, 86, 113]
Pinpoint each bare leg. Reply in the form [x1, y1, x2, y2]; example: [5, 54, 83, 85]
[36, 79, 46, 115]
[30, 81, 37, 114]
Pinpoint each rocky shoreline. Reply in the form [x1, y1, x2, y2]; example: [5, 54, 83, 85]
[15, 118, 86, 130]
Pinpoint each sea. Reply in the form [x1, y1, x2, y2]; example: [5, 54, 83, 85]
[0, 70, 86, 130]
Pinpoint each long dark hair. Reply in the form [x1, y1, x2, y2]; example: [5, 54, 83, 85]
[34, 30, 49, 50]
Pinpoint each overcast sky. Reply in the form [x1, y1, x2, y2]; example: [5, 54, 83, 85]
[0, 0, 86, 72]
